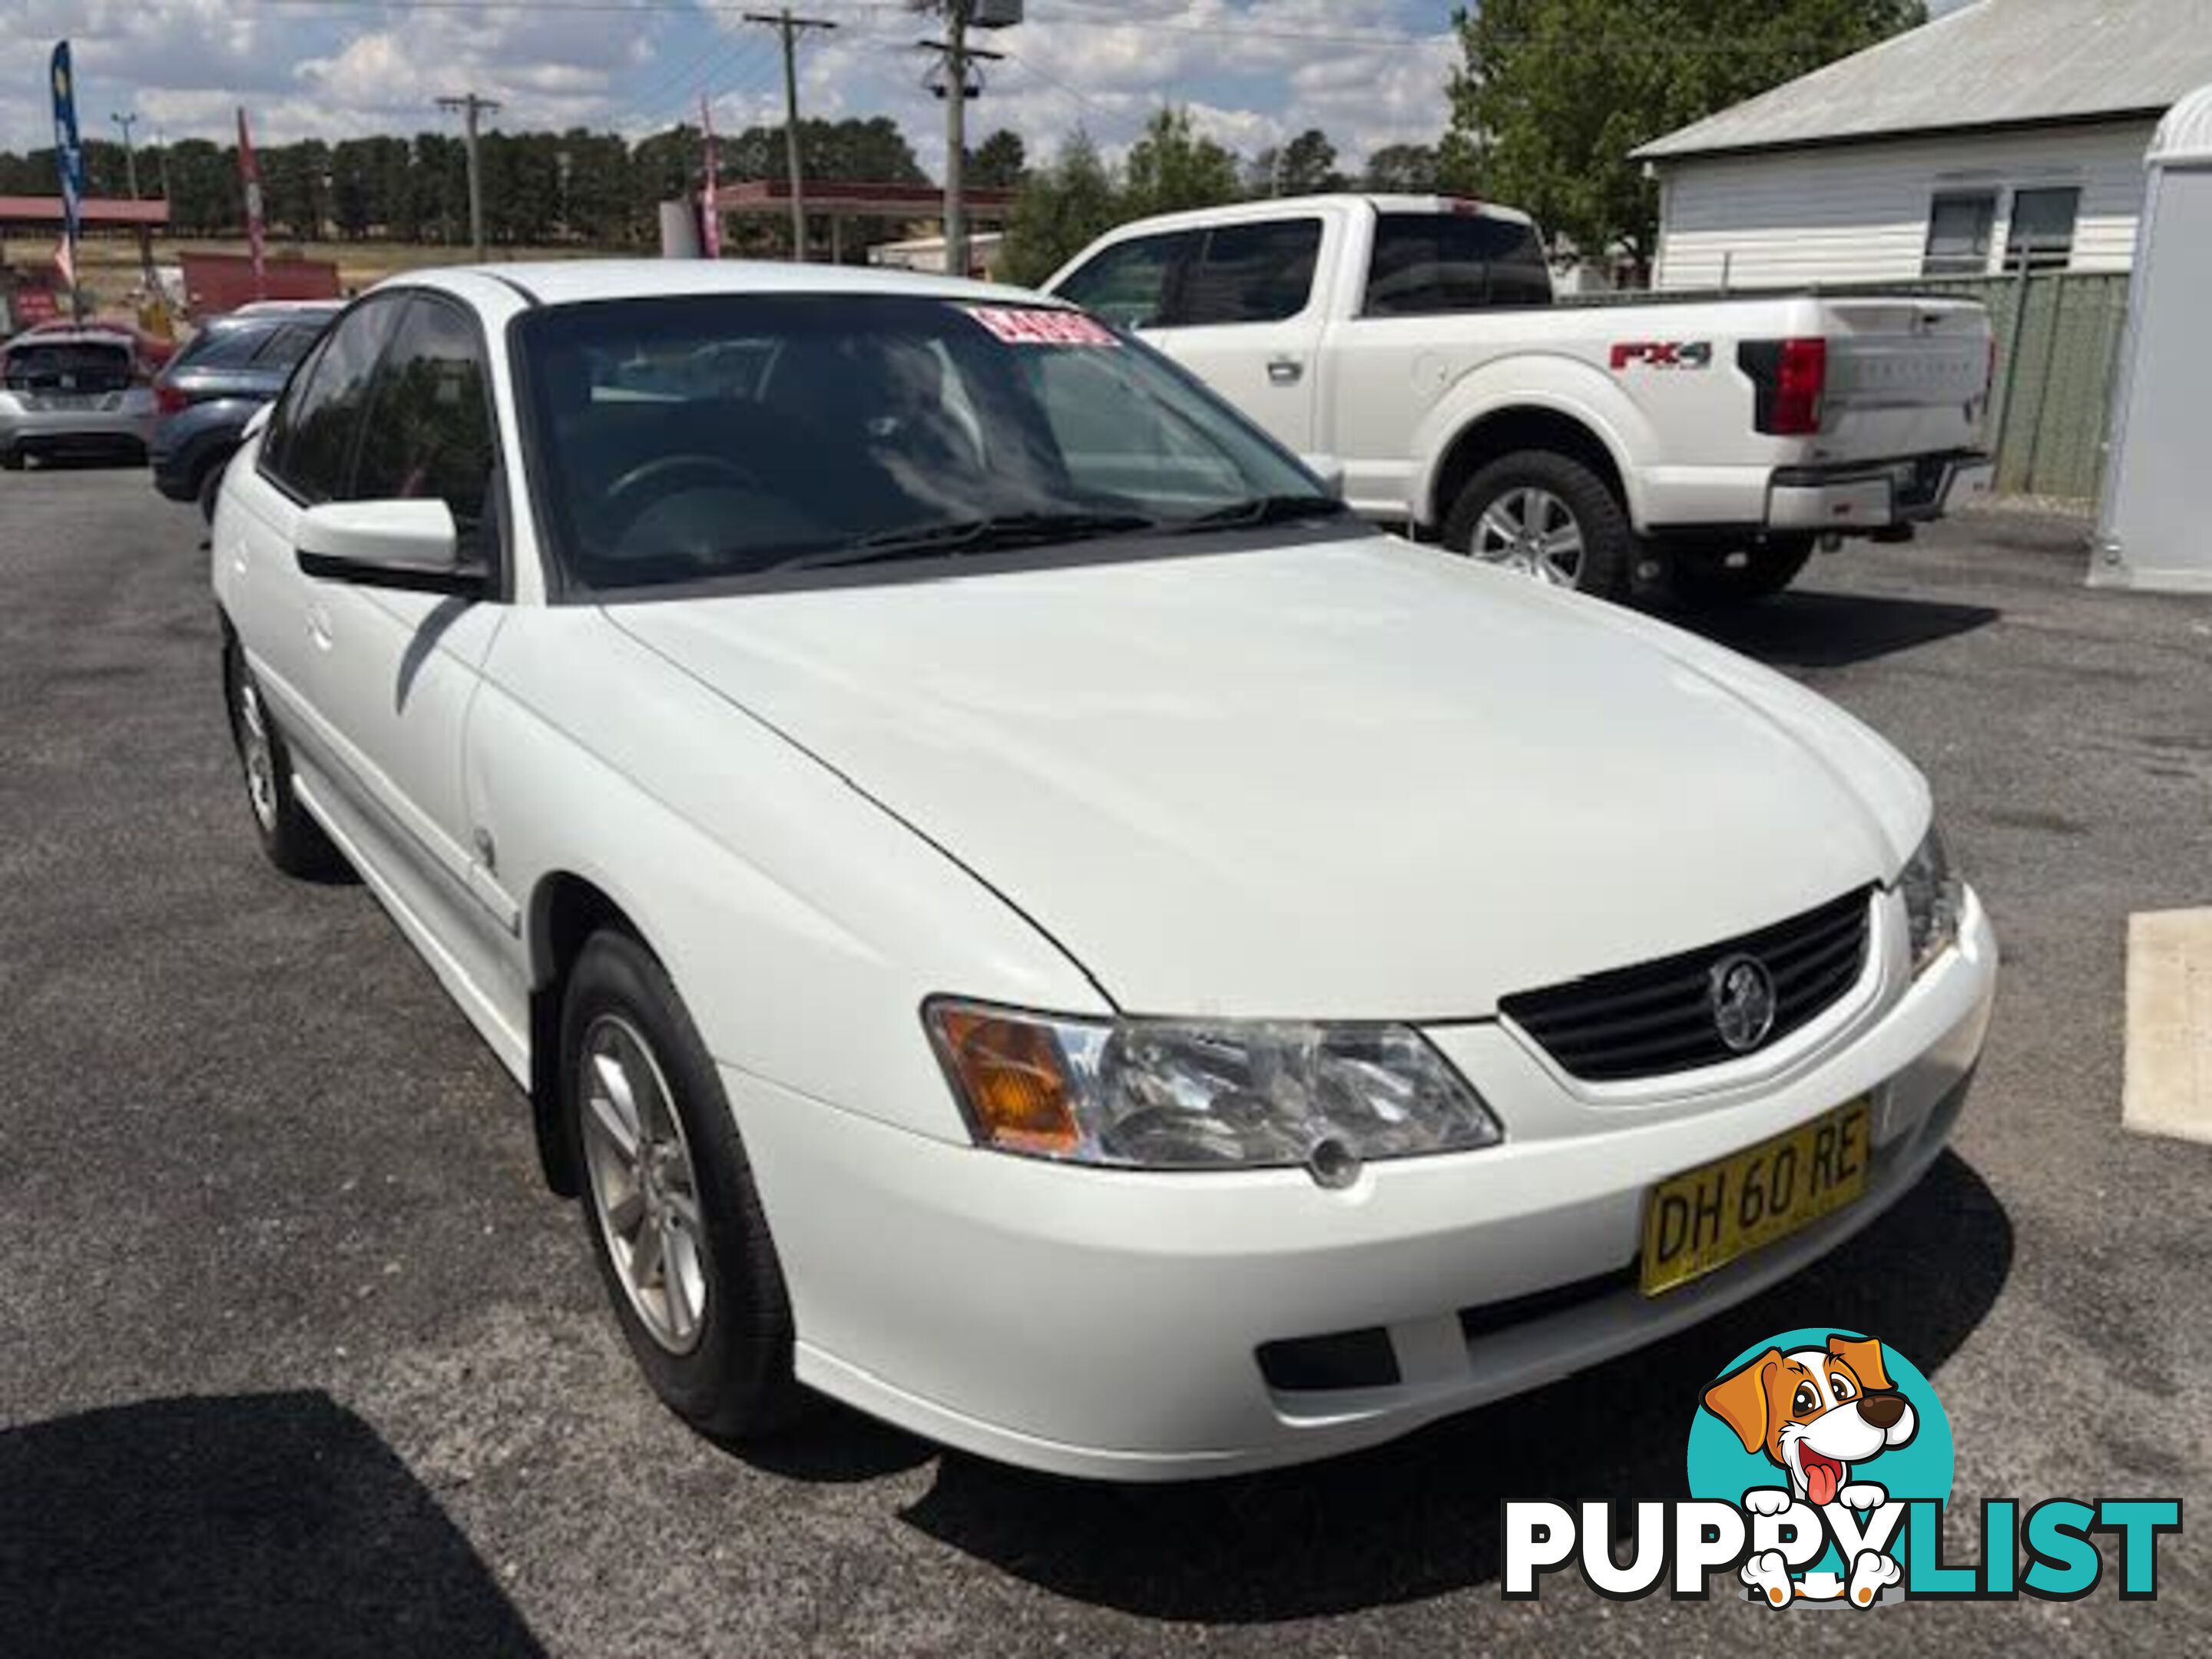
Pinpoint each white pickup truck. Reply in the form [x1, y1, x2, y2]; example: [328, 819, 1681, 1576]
[1045, 194, 1996, 604]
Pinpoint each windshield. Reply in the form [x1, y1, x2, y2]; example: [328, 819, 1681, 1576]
[3, 341, 133, 393]
[515, 293, 1339, 592]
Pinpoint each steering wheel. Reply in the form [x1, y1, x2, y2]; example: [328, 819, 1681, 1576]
[599, 453, 763, 541]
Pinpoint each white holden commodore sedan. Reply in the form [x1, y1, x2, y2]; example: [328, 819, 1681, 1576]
[211, 261, 1995, 1479]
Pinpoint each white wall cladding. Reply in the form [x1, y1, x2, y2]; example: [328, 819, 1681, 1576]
[1651, 121, 2158, 290]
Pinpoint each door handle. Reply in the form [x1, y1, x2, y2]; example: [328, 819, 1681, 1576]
[1267, 357, 1305, 386]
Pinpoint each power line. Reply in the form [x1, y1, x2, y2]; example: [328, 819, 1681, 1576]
[227, 0, 1445, 51]
[744, 8, 839, 259]
[631, 26, 773, 127]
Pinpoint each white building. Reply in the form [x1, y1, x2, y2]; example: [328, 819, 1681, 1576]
[1635, 0, 2212, 290]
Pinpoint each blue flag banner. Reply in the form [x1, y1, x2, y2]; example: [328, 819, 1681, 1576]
[51, 41, 85, 248]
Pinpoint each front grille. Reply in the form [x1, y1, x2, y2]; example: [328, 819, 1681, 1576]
[1499, 887, 1873, 1082]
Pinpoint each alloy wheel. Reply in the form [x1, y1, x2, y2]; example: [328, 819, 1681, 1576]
[234, 675, 280, 833]
[1469, 485, 1587, 586]
[580, 1013, 710, 1354]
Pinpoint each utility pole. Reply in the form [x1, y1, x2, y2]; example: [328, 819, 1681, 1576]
[745, 8, 838, 262]
[154, 129, 173, 200]
[110, 111, 141, 199]
[436, 91, 502, 260]
[916, 3, 999, 279]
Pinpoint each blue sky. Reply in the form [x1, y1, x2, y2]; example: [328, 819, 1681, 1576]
[2, 2, 1464, 167]
[5, 1, 1978, 167]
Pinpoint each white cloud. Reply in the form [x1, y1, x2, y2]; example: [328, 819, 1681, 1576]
[2, 0, 1461, 171]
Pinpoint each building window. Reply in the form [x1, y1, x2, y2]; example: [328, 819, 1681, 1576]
[2004, 187, 2081, 273]
[1924, 192, 1996, 276]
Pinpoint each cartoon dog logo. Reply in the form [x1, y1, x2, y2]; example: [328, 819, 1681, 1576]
[1702, 1334, 1918, 1607]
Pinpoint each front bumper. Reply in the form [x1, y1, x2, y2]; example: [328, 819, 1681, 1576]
[733, 887, 1996, 1481]
[1767, 452, 1992, 534]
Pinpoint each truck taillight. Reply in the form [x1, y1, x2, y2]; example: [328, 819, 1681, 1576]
[154, 382, 189, 416]
[1740, 337, 1828, 436]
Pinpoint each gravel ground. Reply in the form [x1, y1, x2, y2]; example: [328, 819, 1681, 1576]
[1, 470, 2206, 1657]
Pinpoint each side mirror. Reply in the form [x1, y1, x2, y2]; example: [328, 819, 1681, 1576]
[295, 499, 482, 597]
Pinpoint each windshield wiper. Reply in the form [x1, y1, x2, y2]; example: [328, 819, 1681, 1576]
[776, 510, 1161, 572]
[1171, 494, 1351, 534]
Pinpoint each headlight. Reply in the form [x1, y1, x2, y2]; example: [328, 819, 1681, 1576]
[1899, 822, 1963, 972]
[925, 1001, 1502, 1175]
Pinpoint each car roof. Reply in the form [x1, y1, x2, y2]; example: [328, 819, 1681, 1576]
[5, 327, 135, 349]
[1072, 193, 1539, 240]
[380, 257, 1058, 312]
[228, 299, 347, 318]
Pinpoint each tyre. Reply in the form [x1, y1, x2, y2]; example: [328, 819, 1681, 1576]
[1667, 535, 1816, 608]
[197, 452, 233, 523]
[0, 449, 24, 472]
[563, 927, 806, 1442]
[224, 638, 346, 879]
[1442, 449, 1634, 601]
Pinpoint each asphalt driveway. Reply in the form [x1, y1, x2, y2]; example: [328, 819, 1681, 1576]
[1, 470, 2206, 1655]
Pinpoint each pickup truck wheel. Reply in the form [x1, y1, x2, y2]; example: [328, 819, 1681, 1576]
[564, 928, 807, 1442]
[224, 641, 346, 880]
[1443, 452, 1631, 601]
[1667, 535, 1816, 608]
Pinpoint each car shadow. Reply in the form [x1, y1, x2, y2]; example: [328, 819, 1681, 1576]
[0, 1391, 545, 1657]
[889, 1151, 2009, 1624]
[1668, 588, 2001, 671]
[8, 452, 150, 473]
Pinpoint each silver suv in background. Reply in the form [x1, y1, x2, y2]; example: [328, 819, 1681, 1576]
[0, 328, 158, 471]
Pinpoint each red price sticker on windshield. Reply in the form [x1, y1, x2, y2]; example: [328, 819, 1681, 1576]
[965, 306, 1121, 348]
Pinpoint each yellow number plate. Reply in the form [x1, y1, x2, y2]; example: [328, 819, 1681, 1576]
[1641, 1100, 1872, 1296]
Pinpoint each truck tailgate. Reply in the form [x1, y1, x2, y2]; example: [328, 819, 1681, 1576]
[1820, 299, 1991, 460]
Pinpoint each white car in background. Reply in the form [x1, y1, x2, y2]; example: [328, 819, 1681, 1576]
[210, 261, 1996, 1479]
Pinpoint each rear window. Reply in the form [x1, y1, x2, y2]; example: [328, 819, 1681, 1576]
[254, 323, 325, 371]
[174, 325, 271, 371]
[1364, 213, 1553, 316]
[2, 341, 133, 392]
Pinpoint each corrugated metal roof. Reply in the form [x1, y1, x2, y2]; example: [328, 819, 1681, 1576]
[1636, 0, 2212, 161]
[2151, 80, 2212, 164]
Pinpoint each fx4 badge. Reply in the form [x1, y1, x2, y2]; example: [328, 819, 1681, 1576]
[1611, 340, 1714, 371]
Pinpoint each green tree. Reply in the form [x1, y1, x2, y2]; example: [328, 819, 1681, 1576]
[966, 129, 1027, 190]
[163, 138, 237, 235]
[1272, 128, 1345, 195]
[997, 129, 1121, 288]
[329, 138, 380, 238]
[1121, 107, 1241, 220]
[1450, 0, 1925, 270]
[1361, 142, 1441, 193]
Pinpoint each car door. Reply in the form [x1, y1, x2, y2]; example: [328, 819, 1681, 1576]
[1142, 217, 1329, 463]
[219, 295, 408, 760]
[297, 292, 515, 995]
